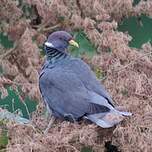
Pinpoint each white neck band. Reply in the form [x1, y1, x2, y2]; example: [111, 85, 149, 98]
[45, 42, 54, 47]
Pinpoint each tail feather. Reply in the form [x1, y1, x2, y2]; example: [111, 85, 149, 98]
[119, 111, 132, 116]
[86, 109, 132, 128]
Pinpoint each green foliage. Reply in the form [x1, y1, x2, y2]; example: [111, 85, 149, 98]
[69, 30, 96, 58]
[81, 146, 93, 152]
[121, 89, 129, 97]
[0, 87, 37, 119]
[0, 120, 8, 151]
[0, 66, 4, 76]
[0, 64, 37, 119]
[39, 45, 46, 57]
[58, 16, 65, 22]
[18, 0, 41, 25]
[0, 32, 14, 49]
[93, 67, 104, 80]
[0, 130, 8, 151]
[18, 0, 32, 19]
[133, 0, 141, 6]
[118, 15, 152, 48]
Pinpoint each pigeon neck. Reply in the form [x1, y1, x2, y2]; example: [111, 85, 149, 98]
[45, 46, 68, 63]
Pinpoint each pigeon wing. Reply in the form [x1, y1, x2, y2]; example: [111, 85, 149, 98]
[39, 67, 109, 119]
[66, 58, 115, 106]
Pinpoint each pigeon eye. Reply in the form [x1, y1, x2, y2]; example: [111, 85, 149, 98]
[59, 37, 68, 42]
[59, 37, 64, 41]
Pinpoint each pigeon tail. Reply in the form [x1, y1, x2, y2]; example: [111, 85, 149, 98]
[86, 109, 132, 128]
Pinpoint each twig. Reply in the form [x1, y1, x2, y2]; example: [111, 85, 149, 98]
[0, 148, 7, 152]
[32, 23, 61, 32]
[43, 116, 55, 135]
[22, 101, 31, 120]
[11, 99, 15, 113]
[115, 51, 152, 72]
[0, 48, 14, 60]
[0, 76, 30, 87]
[41, 23, 61, 32]
[0, 43, 17, 60]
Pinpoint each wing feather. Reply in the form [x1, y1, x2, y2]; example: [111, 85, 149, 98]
[39, 67, 91, 119]
[65, 58, 115, 106]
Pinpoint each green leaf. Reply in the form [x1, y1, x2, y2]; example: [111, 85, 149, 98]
[118, 15, 152, 48]
[0, 87, 37, 119]
[69, 30, 96, 58]
[93, 67, 104, 80]
[0, 130, 8, 150]
[81, 146, 93, 152]
[133, 0, 141, 6]
[0, 32, 14, 49]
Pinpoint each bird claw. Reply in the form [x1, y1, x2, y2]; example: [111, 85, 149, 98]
[64, 114, 76, 123]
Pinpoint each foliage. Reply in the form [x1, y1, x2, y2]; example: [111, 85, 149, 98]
[0, 0, 152, 151]
[133, 0, 141, 6]
[118, 15, 152, 48]
[0, 130, 8, 151]
[81, 146, 93, 152]
[0, 32, 14, 49]
[0, 86, 37, 119]
[69, 30, 96, 58]
[0, 120, 8, 151]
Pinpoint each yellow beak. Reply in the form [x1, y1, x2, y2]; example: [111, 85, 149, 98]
[69, 39, 79, 48]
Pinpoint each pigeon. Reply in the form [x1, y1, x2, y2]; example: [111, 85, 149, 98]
[39, 31, 132, 128]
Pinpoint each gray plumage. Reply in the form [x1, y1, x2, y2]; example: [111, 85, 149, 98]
[39, 31, 132, 128]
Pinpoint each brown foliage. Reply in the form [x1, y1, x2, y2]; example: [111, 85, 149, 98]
[7, 118, 114, 152]
[0, 0, 152, 151]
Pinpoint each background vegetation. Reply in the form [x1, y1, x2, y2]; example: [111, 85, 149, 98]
[0, 0, 152, 151]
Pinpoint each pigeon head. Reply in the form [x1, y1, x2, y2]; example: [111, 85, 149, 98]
[44, 31, 79, 52]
